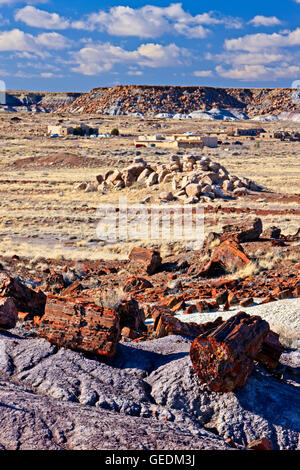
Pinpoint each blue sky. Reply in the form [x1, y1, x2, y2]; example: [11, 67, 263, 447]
[0, 1, 300, 91]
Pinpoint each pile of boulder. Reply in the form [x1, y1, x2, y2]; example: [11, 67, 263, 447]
[75, 154, 263, 203]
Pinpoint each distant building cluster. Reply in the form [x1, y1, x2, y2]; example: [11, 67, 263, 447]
[47, 123, 100, 137]
[135, 133, 218, 149]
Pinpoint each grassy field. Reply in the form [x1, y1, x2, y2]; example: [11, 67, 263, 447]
[0, 112, 299, 260]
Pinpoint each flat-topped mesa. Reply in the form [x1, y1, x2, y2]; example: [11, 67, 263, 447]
[190, 312, 271, 393]
[38, 296, 121, 358]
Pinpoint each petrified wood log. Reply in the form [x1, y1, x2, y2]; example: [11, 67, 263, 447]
[128, 247, 162, 275]
[255, 331, 283, 370]
[123, 276, 153, 292]
[38, 296, 121, 358]
[155, 314, 223, 339]
[194, 240, 251, 278]
[190, 312, 270, 392]
[221, 218, 263, 243]
[0, 297, 18, 329]
[0, 273, 46, 317]
[116, 298, 146, 332]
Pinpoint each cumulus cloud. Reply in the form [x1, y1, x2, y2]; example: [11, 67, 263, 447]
[73, 3, 242, 38]
[216, 64, 300, 81]
[249, 15, 282, 27]
[15, 6, 70, 30]
[225, 28, 300, 51]
[0, 29, 72, 55]
[72, 41, 189, 75]
[193, 70, 213, 77]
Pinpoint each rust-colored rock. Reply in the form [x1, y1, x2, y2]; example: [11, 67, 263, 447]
[197, 240, 251, 278]
[247, 437, 273, 451]
[38, 296, 121, 358]
[116, 298, 146, 332]
[190, 312, 270, 392]
[255, 331, 283, 370]
[43, 271, 65, 293]
[0, 273, 46, 317]
[61, 280, 83, 296]
[221, 218, 263, 243]
[0, 297, 18, 329]
[123, 276, 153, 292]
[155, 314, 223, 339]
[128, 247, 162, 275]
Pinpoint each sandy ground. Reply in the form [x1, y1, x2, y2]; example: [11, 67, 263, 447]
[0, 112, 299, 260]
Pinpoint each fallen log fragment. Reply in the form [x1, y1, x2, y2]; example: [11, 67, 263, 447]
[190, 312, 270, 392]
[154, 313, 223, 339]
[0, 273, 46, 317]
[221, 218, 263, 243]
[128, 247, 162, 275]
[255, 331, 283, 370]
[38, 296, 121, 358]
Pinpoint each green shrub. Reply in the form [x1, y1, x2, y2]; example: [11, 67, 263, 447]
[111, 128, 120, 136]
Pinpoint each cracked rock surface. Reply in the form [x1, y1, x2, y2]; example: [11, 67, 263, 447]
[0, 328, 299, 450]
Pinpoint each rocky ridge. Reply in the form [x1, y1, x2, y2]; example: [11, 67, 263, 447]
[55, 85, 300, 117]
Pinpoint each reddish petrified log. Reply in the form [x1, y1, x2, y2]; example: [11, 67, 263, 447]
[0, 273, 46, 317]
[43, 271, 65, 293]
[116, 298, 146, 332]
[196, 240, 251, 278]
[190, 312, 270, 392]
[38, 296, 121, 358]
[123, 276, 153, 292]
[154, 314, 223, 339]
[247, 438, 273, 451]
[255, 331, 283, 370]
[0, 297, 18, 329]
[221, 218, 263, 243]
[61, 280, 83, 296]
[128, 247, 162, 275]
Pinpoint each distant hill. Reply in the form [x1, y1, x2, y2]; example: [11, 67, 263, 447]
[55, 85, 299, 118]
[2, 85, 300, 118]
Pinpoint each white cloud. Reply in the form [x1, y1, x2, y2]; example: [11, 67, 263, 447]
[73, 3, 243, 38]
[249, 15, 282, 27]
[193, 70, 213, 77]
[72, 41, 189, 75]
[0, 29, 72, 55]
[15, 6, 70, 30]
[207, 51, 287, 66]
[225, 28, 300, 51]
[216, 64, 300, 81]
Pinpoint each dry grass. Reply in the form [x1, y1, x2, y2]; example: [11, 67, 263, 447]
[0, 112, 300, 260]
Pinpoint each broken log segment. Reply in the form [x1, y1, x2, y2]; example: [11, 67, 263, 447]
[0, 273, 46, 317]
[154, 313, 223, 339]
[190, 312, 270, 393]
[38, 296, 121, 358]
[128, 247, 162, 275]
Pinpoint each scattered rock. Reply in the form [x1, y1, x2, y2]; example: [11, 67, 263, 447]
[38, 297, 121, 358]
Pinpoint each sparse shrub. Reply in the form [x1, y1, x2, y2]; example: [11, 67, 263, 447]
[94, 287, 124, 310]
